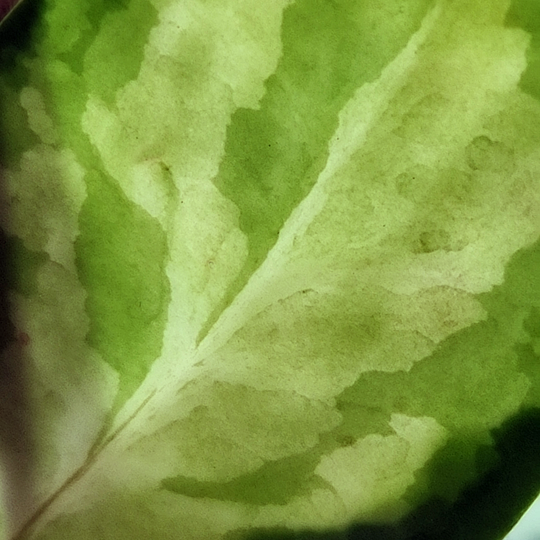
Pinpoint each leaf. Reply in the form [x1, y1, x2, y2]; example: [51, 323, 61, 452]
[1, 0, 540, 539]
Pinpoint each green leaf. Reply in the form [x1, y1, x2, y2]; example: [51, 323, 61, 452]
[1, 0, 540, 539]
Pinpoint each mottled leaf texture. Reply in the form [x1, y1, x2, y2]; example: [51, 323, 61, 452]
[1, 1, 540, 540]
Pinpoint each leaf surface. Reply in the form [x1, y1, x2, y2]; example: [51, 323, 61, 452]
[1, 0, 540, 539]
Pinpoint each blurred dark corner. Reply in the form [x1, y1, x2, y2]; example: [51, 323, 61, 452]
[0, 1, 19, 24]
[0, 135, 35, 533]
[0, 0, 41, 532]
[0, 204, 35, 532]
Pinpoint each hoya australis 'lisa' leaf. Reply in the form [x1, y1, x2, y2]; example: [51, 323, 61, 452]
[1, 0, 540, 539]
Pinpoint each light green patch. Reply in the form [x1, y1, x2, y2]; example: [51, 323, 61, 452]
[19, 87, 58, 144]
[313, 415, 448, 525]
[38, 59, 96, 166]
[83, 0, 158, 104]
[1, 145, 86, 270]
[75, 170, 170, 407]
[338, 318, 530, 434]
[42, 0, 90, 58]
[203, 284, 484, 402]
[42, 0, 155, 84]
[126, 380, 340, 484]
[506, 0, 540, 100]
